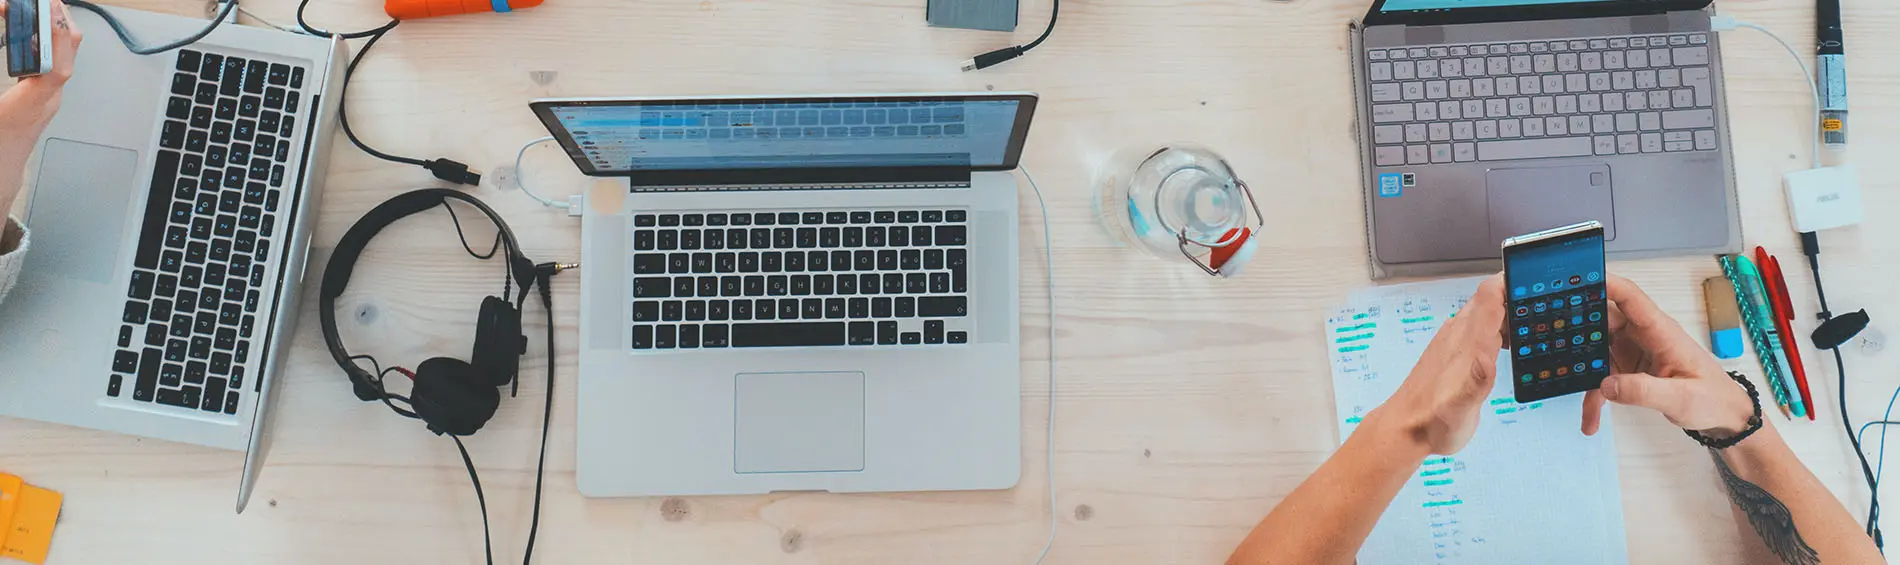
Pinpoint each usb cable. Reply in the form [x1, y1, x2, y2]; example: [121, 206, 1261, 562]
[961, 0, 1059, 71]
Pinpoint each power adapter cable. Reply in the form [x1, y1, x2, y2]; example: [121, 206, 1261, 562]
[960, 0, 1058, 72]
[512, 137, 573, 209]
[297, 0, 483, 186]
[65, 0, 238, 54]
[1020, 166, 1059, 564]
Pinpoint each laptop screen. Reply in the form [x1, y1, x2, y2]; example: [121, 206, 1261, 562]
[531, 94, 1037, 178]
[1378, 0, 1610, 11]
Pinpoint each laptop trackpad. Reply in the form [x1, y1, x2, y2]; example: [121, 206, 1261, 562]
[1486, 164, 1617, 245]
[734, 372, 866, 474]
[27, 139, 140, 284]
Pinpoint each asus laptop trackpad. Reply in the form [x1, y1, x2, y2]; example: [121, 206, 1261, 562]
[1486, 164, 1617, 245]
[734, 372, 866, 474]
[28, 139, 139, 284]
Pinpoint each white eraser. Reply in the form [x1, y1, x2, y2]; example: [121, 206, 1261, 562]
[1785, 165, 1864, 232]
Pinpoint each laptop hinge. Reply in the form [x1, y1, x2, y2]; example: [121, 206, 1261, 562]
[629, 180, 972, 193]
[623, 166, 969, 191]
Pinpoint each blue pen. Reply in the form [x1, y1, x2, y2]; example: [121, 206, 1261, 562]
[1729, 256, 1807, 419]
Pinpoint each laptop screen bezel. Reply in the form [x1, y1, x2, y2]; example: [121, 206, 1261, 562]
[529, 93, 1039, 185]
[1362, 0, 1709, 27]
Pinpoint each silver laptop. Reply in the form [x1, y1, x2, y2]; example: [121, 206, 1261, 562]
[531, 93, 1034, 496]
[0, 7, 345, 511]
[1352, 0, 1741, 279]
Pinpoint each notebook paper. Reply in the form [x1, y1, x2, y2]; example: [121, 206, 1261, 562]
[1327, 276, 1629, 564]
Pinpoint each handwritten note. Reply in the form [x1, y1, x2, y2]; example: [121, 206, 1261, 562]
[1327, 277, 1628, 564]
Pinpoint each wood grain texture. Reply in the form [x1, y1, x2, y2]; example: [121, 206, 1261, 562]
[4, 0, 1900, 562]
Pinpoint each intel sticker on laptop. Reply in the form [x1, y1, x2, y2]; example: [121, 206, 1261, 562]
[1378, 173, 1404, 198]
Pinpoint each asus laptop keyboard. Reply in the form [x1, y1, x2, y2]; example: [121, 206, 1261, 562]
[630, 210, 972, 349]
[1366, 32, 1720, 165]
[109, 49, 307, 414]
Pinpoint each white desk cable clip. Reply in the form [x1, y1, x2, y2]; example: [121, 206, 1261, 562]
[511, 136, 586, 216]
[1020, 165, 1059, 564]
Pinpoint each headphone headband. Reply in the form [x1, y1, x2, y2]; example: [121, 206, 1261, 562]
[318, 189, 533, 401]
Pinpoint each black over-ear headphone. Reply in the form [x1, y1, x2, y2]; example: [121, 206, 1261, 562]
[318, 188, 537, 436]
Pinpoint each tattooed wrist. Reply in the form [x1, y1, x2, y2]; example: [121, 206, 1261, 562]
[1711, 449, 1818, 565]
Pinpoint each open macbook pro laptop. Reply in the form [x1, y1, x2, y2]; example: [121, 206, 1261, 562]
[0, 7, 345, 511]
[532, 93, 1035, 496]
[1352, 0, 1741, 278]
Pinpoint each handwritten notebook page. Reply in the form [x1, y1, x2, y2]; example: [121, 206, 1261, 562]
[1326, 277, 1628, 564]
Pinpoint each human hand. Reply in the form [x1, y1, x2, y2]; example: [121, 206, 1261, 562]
[1378, 274, 1508, 456]
[1580, 275, 1755, 437]
[0, 0, 83, 144]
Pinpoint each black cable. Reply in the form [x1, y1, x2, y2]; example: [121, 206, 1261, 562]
[1804, 231, 1885, 549]
[451, 436, 497, 565]
[522, 269, 558, 564]
[306, 9, 483, 185]
[295, 0, 396, 39]
[960, 0, 1058, 71]
[64, 0, 238, 55]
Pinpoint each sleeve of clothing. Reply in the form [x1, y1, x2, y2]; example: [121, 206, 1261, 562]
[0, 216, 28, 305]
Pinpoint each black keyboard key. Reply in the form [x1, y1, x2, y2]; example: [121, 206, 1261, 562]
[236, 117, 257, 140]
[203, 377, 227, 412]
[655, 325, 677, 349]
[923, 210, 943, 223]
[763, 253, 783, 273]
[215, 327, 236, 350]
[634, 231, 655, 250]
[177, 50, 202, 72]
[161, 363, 184, 387]
[849, 298, 869, 318]
[136, 151, 183, 269]
[657, 231, 678, 250]
[225, 391, 241, 414]
[186, 361, 206, 384]
[632, 325, 654, 349]
[732, 300, 753, 321]
[171, 73, 197, 96]
[135, 349, 160, 398]
[875, 211, 896, 223]
[802, 212, 824, 225]
[239, 314, 255, 339]
[721, 276, 742, 297]
[785, 252, 805, 272]
[930, 272, 950, 293]
[678, 325, 700, 348]
[859, 273, 881, 295]
[826, 212, 848, 224]
[150, 299, 173, 322]
[912, 226, 933, 246]
[790, 275, 810, 296]
[181, 153, 204, 177]
[775, 299, 800, 320]
[889, 226, 909, 247]
[866, 227, 886, 247]
[901, 332, 922, 345]
[290, 66, 304, 88]
[696, 277, 718, 298]
[752, 213, 775, 226]
[171, 315, 193, 337]
[848, 322, 875, 345]
[185, 130, 208, 153]
[709, 300, 730, 321]
[124, 301, 149, 324]
[820, 227, 840, 247]
[223, 166, 246, 189]
[156, 388, 188, 407]
[813, 274, 833, 295]
[267, 63, 290, 86]
[683, 213, 704, 227]
[726, 228, 747, 250]
[198, 288, 221, 311]
[216, 97, 238, 120]
[801, 299, 823, 319]
[851, 211, 872, 224]
[936, 225, 967, 246]
[702, 324, 730, 347]
[853, 251, 875, 271]
[659, 214, 681, 227]
[634, 278, 670, 298]
[121, 325, 136, 347]
[662, 301, 682, 321]
[253, 136, 275, 164]
[220, 58, 245, 95]
[896, 296, 917, 317]
[755, 299, 778, 320]
[130, 271, 156, 299]
[633, 302, 660, 322]
[716, 252, 737, 273]
[278, 114, 296, 138]
[704, 229, 725, 250]
[211, 351, 233, 374]
[843, 227, 863, 247]
[732, 322, 846, 347]
[899, 211, 920, 223]
[667, 253, 690, 274]
[739, 252, 760, 273]
[692, 253, 714, 273]
[195, 81, 219, 106]
[114, 350, 140, 373]
[774, 228, 795, 248]
[186, 241, 208, 264]
[918, 296, 967, 317]
[108, 374, 124, 397]
[925, 320, 945, 344]
[750, 228, 771, 249]
[195, 312, 216, 334]
[262, 87, 286, 112]
[161, 251, 184, 273]
[878, 251, 899, 271]
[744, 276, 765, 296]
[244, 60, 268, 93]
[839, 275, 859, 295]
[191, 104, 214, 128]
[680, 229, 700, 250]
[200, 52, 224, 77]
[901, 250, 921, 270]
[947, 210, 967, 222]
[634, 254, 665, 274]
[706, 213, 728, 226]
[635, 214, 657, 227]
[878, 321, 899, 344]
[925, 249, 945, 269]
[165, 338, 188, 362]
[672, 278, 694, 298]
[906, 273, 927, 294]
[167, 96, 193, 119]
[767, 275, 788, 296]
[828, 250, 850, 271]
[825, 298, 846, 319]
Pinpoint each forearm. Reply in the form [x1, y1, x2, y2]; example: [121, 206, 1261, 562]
[1229, 410, 1429, 565]
[0, 137, 31, 216]
[1713, 423, 1881, 564]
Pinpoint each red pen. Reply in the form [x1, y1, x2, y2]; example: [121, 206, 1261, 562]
[1756, 247, 1816, 421]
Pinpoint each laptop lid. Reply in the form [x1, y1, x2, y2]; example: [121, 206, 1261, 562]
[530, 93, 1038, 187]
[1362, 0, 1710, 27]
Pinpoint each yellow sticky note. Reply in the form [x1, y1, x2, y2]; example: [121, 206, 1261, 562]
[1, 483, 60, 564]
[0, 473, 22, 549]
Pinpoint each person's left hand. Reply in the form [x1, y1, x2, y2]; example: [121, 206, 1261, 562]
[1377, 274, 1508, 455]
[0, 0, 84, 144]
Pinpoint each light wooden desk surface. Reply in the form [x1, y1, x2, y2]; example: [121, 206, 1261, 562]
[6, 0, 1900, 562]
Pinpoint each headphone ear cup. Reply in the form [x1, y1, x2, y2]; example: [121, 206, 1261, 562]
[409, 357, 501, 436]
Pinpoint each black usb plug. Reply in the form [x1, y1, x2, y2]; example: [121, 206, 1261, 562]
[961, 46, 1025, 72]
[425, 158, 483, 187]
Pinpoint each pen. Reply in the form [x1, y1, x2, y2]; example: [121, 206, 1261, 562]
[1730, 255, 1803, 419]
[1817, 0, 1848, 148]
[1758, 249, 1818, 421]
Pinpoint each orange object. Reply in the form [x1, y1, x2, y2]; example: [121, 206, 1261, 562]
[385, 0, 541, 20]
[1, 484, 60, 564]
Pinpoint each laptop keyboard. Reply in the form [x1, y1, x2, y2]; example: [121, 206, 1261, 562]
[108, 49, 307, 415]
[1366, 33, 1719, 166]
[630, 210, 972, 349]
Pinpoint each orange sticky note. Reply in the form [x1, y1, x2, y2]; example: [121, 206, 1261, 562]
[1, 483, 60, 564]
[0, 473, 22, 548]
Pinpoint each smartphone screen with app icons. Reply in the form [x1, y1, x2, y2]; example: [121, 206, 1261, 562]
[1502, 221, 1610, 403]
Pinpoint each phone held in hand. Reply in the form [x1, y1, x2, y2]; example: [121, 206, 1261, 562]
[5, 0, 53, 77]
[1503, 221, 1611, 403]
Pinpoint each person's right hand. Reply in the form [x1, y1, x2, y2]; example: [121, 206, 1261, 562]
[1580, 275, 1755, 437]
[0, 0, 84, 145]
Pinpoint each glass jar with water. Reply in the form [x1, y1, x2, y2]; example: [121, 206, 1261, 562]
[1095, 144, 1263, 276]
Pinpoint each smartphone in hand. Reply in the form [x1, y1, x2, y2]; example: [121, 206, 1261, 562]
[1503, 221, 1611, 403]
[5, 0, 54, 77]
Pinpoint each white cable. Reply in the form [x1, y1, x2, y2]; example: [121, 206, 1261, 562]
[1020, 166, 1058, 565]
[234, 4, 303, 33]
[1715, 17, 1823, 169]
[513, 136, 571, 209]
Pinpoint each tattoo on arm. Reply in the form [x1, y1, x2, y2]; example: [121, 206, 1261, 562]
[1711, 450, 1820, 565]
